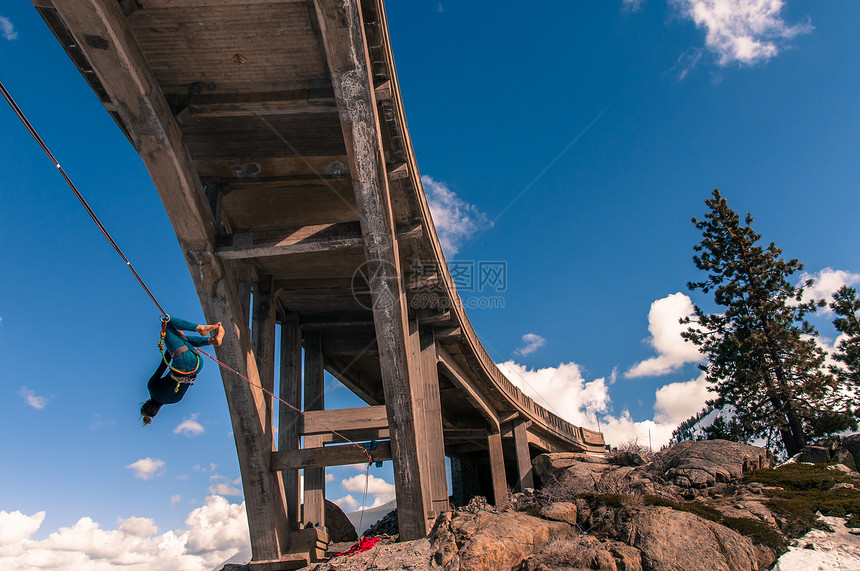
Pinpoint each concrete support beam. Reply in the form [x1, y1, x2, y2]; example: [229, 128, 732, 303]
[487, 431, 508, 510]
[303, 332, 325, 529]
[252, 275, 276, 443]
[313, 0, 431, 540]
[278, 313, 302, 532]
[512, 419, 535, 491]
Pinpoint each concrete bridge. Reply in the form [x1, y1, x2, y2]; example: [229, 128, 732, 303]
[34, 0, 604, 568]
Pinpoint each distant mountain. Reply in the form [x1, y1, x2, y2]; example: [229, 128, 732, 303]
[346, 499, 397, 536]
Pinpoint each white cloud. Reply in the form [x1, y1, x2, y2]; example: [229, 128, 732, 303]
[623, 0, 645, 12]
[19, 387, 48, 410]
[118, 517, 158, 537]
[126, 458, 166, 480]
[800, 268, 860, 313]
[514, 333, 546, 356]
[497, 361, 609, 428]
[184, 496, 249, 555]
[208, 475, 241, 496]
[0, 510, 45, 554]
[625, 292, 704, 378]
[170, 495, 181, 505]
[499, 356, 711, 450]
[673, 0, 812, 66]
[0, 16, 17, 41]
[332, 495, 359, 512]
[653, 372, 712, 425]
[0, 497, 249, 570]
[422, 175, 489, 256]
[174, 413, 205, 436]
[341, 474, 396, 505]
[598, 374, 711, 449]
[325, 473, 335, 483]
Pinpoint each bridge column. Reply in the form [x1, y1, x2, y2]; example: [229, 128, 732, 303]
[487, 431, 509, 510]
[408, 321, 449, 520]
[278, 313, 302, 531]
[303, 331, 325, 528]
[314, 0, 433, 539]
[252, 275, 276, 444]
[512, 419, 535, 491]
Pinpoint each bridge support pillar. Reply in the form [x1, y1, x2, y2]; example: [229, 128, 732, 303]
[409, 321, 449, 520]
[512, 419, 535, 491]
[487, 431, 509, 510]
[314, 0, 435, 540]
[303, 331, 325, 528]
[278, 313, 302, 531]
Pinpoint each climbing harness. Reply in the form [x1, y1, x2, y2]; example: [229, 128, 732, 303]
[157, 315, 202, 392]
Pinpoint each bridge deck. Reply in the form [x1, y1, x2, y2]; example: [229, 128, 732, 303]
[35, 0, 603, 566]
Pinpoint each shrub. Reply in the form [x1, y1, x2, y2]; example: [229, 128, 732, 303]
[745, 463, 860, 535]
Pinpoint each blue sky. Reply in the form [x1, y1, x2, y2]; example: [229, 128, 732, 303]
[1, 0, 859, 568]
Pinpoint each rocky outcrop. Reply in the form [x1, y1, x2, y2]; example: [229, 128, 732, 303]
[311, 510, 570, 571]
[518, 535, 643, 571]
[325, 500, 358, 543]
[619, 506, 761, 571]
[659, 439, 773, 488]
[533, 452, 613, 493]
[435, 511, 572, 571]
[302, 438, 860, 571]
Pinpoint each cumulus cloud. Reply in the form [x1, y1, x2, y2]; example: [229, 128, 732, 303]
[800, 268, 860, 313]
[592, 373, 711, 449]
[514, 333, 546, 356]
[118, 517, 158, 538]
[625, 292, 704, 378]
[208, 475, 241, 496]
[498, 358, 711, 449]
[0, 510, 45, 554]
[422, 175, 489, 256]
[497, 361, 609, 428]
[673, 0, 812, 66]
[341, 474, 396, 506]
[0, 497, 249, 570]
[332, 495, 359, 512]
[174, 413, 205, 436]
[126, 458, 166, 480]
[653, 372, 712, 425]
[0, 16, 16, 41]
[19, 387, 48, 410]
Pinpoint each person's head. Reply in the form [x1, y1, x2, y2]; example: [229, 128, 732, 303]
[140, 399, 162, 425]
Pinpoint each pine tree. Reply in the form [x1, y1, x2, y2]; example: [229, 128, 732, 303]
[682, 189, 846, 457]
[831, 285, 860, 388]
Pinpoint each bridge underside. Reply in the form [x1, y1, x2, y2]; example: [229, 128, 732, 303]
[35, 0, 604, 567]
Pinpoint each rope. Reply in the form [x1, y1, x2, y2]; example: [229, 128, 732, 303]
[2, 79, 376, 506]
[0, 79, 168, 317]
[190, 341, 373, 464]
[356, 461, 372, 536]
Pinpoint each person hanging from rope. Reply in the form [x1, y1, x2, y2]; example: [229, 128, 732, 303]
[140, 316, 225, 425]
